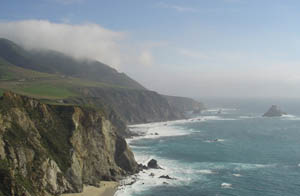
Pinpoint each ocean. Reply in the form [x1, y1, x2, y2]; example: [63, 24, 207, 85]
[115, 98, 300, 196]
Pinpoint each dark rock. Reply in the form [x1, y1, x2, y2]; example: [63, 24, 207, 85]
[159, 175, 176, 180]
[149, 173, 155, 177]
[147, 159, 162, 169]
[138, 164, 148, 171]
[263, 105, 287, 117]
[154, 132, 159, 135]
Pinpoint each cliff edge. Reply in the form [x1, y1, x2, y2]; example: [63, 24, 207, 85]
[0, 92, 138, 196]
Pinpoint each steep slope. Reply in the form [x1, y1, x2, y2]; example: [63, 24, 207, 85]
[163, 95, 206, 114]
[0, 38, 144, 89]
[0, 92, 138, 196]
[66, 87, 185, 124]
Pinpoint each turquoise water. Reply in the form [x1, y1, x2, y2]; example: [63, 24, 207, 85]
[115, 100, 300, 196]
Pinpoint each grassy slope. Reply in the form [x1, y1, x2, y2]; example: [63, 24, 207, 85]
[0, 38, 145, 90]
[0, 57, 132, 100]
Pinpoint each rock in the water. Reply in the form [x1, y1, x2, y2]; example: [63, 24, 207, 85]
[138, 164, 148, 171]
[149, 173, 155, 177]
[147, 159, 162, 169]
[263, 105, 287, 117]
[159, 175, 176, 180]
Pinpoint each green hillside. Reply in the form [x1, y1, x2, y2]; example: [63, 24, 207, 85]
[0, 38, 145, 90]
[0, 52, 134, 100]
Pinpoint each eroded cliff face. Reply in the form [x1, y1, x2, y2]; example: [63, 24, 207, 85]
[0, 92, 138, 196]
[66, 87, 185, 124]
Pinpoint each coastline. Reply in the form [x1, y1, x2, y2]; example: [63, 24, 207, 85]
[115, 118, 197, 196]
[62, 181, 118, 196]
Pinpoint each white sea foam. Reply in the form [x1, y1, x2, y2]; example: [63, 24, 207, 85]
[116, 121, 218, 196]
[204, 108, 238, 113]
[281, 114, 300, 121]
[201, 116, 236, 121]
[127, 123, 190, 144]
[196, 162, 275, 171]
[282, 114, 296, 118]
[232, 173, 242, 177]
[205, 139, 225, 143]
[115, 155, 198, 196]
[127, 115, 235, 143]
[221, 183, 233, 189]
[239, 115, 261, 119]
[196, 169, 215, 174]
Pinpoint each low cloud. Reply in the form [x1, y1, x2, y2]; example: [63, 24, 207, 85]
[0, 20, 155, 70]
[139, 51, 154, 67]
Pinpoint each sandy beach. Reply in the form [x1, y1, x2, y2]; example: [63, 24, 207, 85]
[62, 181, 118, 196]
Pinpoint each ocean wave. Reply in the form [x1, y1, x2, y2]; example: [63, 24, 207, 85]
[195, 162, 276, 171]
[281, 114, 300, 121]
[204, 139, 225, 143]
[201, 116, 237, 121]
[127, 115, 237, 144]
[204, 108, 238, 112]
[282, 114, 296, 118]
[221, 182, 233, 189]
[115, 156, 195, 196]
[115, 150, 275, 196]
[115, 157, 275, 196]
[127, 123, 190, 143]
[239, 115, 261, 119]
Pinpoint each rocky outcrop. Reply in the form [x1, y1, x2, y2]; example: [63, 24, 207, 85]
[0, 92, 138, 196]
[263, 105, 287, 117]
[147, 159, 161, 169]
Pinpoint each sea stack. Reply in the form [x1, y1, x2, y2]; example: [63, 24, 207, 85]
[263, 105, 287, 117]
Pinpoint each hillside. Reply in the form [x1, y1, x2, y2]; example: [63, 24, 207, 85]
[0, 38, 144, 90]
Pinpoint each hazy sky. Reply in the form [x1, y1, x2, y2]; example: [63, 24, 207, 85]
[1, 0, 300, 98]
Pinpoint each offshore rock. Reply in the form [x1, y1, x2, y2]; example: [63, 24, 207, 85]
[263, 105, 287, 117]
[147, 159, 162, 169]
[0, 91, 138, 196]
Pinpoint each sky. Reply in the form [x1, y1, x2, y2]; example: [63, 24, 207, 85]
[1, 0, 300, 98]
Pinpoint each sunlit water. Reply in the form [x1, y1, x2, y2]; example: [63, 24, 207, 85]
[115, 100, 300, 196]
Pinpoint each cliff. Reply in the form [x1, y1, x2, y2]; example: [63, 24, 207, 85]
[163, 95, 205, 114]
[0, 92, 138, 196]
[66, 87, 185, 124]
